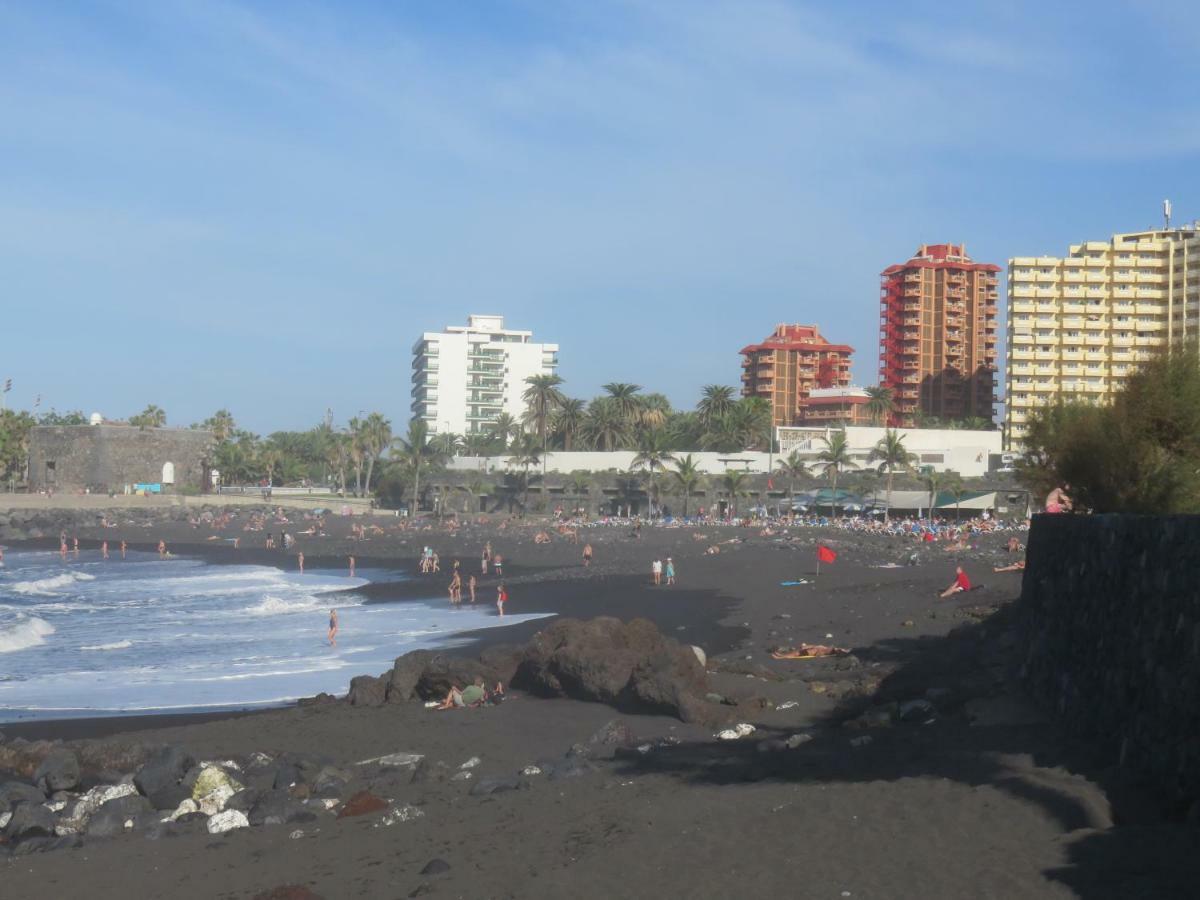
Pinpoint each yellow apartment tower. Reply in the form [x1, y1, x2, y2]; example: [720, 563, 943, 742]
[1005, 222, 1200, 448]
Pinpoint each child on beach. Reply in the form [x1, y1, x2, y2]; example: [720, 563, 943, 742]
[494, 553, 503, 577]
[651, 559, 662, 585]
[582, 543, 593, 567]
[939, 566, 971, 598]
[665, 557, 675, 586]
[496, 582, 507, 617]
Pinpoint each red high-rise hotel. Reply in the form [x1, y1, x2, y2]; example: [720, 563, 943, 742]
[879, 244, 1000, 425]
[740, 324, 854, 427]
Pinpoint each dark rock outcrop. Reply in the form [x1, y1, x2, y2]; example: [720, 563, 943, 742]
[1, 781, 45, 812]
[34, 749, 80, 794]
[4, 802, 57, 841]
[512, 617, 717, 723]
[346, 675, 388, 708]
[133, 746, 196, 810]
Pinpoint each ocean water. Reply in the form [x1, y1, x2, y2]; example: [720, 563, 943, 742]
[0, 549, 549, 722]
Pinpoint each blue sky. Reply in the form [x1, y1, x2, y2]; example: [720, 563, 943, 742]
[2, 0, 1198, 433]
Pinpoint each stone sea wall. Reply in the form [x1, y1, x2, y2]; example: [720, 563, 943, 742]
[27, 426, 213, 493]
[1020, 513, 1200, 815]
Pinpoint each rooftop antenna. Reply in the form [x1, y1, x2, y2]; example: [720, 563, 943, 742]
[1163, 199, 1172, 229]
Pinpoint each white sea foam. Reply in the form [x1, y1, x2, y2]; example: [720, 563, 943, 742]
[243, 595, 329, 617]
[80, 640, 133, 652]
[0, 617, 55, 653]
[11, 572, 96, 596]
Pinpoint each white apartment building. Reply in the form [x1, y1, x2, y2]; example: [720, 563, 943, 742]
[1005, 224, 1200, 448]
[411, 315, 560, 436]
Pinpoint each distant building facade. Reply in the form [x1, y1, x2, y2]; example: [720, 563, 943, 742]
[800, 386, 874, 427]
[879, 244, 1000, 426]
[1005, 225, 1200, 448]
[411, 315, 560, 437]
[739, 324, 853, 428]
[27, 426, 215, 494]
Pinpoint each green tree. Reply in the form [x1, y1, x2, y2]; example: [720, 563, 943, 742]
[697, 384, 736, 428]
[584, 398, 630, 451]
[522, 373, 566, 452]
[868, 429, 913, 521]
[1018, 349, 1200, 513]
[196, 409, 236, 442]
[865, 386, 895, 427]
[0, 409, 36, 488]
[391, 419, 446, 515]
[508, 432, 543, 512]
[602, 383, 643, 424]
[487, 413, 521, 451]
[924, 469, 942, 520]
[720, 470, 748, 518]
[129, 404, 166, 429]
[360, 413, 393, 497]
[551, 398, 587, 451]
[815, 431, 855, 516]
[567, 471, 591, 512]
[631, 431, 675, 516]
[38, 410, 87, 426]
[775, 450, 810, 497]
[942, 470, 965, 522]
[669, 453, 702, 516]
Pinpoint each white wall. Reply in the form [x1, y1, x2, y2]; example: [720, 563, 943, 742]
[445, 426, 1002, 478]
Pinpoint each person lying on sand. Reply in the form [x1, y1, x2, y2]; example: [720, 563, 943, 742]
[771, 644, 850, 659]
[534, 530, 552, 544]
[704, 545, 721, 555]
[437, 676, 502, 709]
[994, 560, 1026, 573]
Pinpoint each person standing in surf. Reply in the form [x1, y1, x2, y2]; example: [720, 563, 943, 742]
[328, 609, 338, 646]
[496, 582, 507, 617]
[298, 551, 305, 574]
[348, 555, 355, 578]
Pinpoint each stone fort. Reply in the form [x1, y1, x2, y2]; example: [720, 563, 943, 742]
[27, 425, 215, 494]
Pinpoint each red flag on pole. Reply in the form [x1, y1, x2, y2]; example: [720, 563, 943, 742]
[817, 546, 837, 564]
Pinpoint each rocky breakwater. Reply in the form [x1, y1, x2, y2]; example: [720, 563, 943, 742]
[1019, 513, 1200, 818]
[339, 616, 731, 726]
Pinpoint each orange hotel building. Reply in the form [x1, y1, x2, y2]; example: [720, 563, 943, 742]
[739, 324, 856, 427]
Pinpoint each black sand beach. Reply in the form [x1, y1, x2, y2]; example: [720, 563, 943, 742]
[3, 509, 1198, 898]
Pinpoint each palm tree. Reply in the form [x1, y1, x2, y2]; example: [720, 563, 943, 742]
[865, 386, 895, 427]
[636, 393, 672, 432]
[391, 419, 445, 515]
[462, 431, 493, 456]
[130, 404, 167, 429]
[942, 470, 965, 522]
[697, 385, 736, 428]
[669, 454, 702, 517]
[775, 450, 810, 498]
[924, 469, 942, 520]
[325, 431, 349, 494]
[508, 432, 543, 512]
[201, 409, 236, 443]
[360, 413, 392, 497]
[584, 398, 630, 451]
[522, 373, 566, 451]
[631, 432, 675, 517]
[432, 431, 463, 458]
[567, 472, 591, 513]
[260, 447, 282, 487]
[551, 398, 587, 451]
[487, 413, 520, 451]
[868, 429, 913, 521]
[720, 470, 748, 518]
[603, 383, 643, 427]
[816, 432, 855, 516]
[347, 417, 367, 496]
[961, 416, 992, 431]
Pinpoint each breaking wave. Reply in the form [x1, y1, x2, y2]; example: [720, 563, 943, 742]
[0, 616, 55, 653]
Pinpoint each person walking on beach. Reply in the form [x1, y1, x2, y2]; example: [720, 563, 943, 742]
[651, 558, 662, 586]
[582, 543, 593, 568]
[468, 574, 477, 604]
[496, 582, 507, 617]
[328, 609, 338, 646]
[348, 555, 356, 578]
[449, 570, 462, 604]
[665, 557, 675, 586]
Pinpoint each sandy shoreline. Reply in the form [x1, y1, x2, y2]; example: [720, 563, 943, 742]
[3, 508, 1198, 898]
